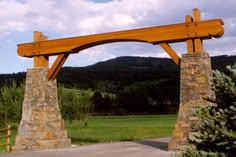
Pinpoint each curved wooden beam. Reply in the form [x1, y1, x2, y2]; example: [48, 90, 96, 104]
[17, 19, 224, 57]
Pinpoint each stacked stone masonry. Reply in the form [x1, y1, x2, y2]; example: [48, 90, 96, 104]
[12, 53, 213, 152]
[12, 68, 71, 152]
[168, 52, 214, 151]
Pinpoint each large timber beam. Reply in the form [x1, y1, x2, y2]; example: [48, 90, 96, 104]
[18, 19, 224, 57]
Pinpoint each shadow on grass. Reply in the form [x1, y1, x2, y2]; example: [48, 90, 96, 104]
[71, 137, 100, 144]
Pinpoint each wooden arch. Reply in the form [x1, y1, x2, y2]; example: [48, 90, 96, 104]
[17, 8, 224, 80]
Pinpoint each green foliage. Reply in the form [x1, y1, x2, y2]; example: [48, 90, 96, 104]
[178, 148, 225, 157]
[58, 86, 93, 126]
[181, 63, 236, 157]
[0, 82, 24, 127]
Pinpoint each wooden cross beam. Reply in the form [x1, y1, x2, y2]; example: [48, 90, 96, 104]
[17, 8, 224, 80]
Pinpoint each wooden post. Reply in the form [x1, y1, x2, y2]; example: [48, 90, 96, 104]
[185, 15, 194, 53]
[193, 8, 203, 53]
[33, 31, 49, 67]
[6, 125, 11, 152]
[0, 125, 11, 152]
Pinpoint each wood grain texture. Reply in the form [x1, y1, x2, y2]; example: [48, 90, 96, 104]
[18, 19, 224, 57]
[193, 8, 203, 53]
[33, 31, 49, 67]
[185, 15, 194, 53]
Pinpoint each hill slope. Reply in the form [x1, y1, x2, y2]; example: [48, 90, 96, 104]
[0, 55, 235, 88]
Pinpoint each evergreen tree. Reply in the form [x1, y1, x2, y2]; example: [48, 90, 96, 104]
[180, 63, 236, 157]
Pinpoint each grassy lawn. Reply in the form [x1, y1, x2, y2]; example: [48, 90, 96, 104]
[0, 115, 177, 152]
[67, 115, 177, 145]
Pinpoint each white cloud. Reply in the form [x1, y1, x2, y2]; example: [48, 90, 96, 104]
[65, 45, 117, 67]
[0, 0, 235, 72]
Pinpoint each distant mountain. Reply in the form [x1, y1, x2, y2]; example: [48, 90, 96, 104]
[85, 55, 236, 72]
[57, 55, 235, 88]
[211, 55, 236, 71]
[0, 55, 235, 88]
[86, 56, 179, 73]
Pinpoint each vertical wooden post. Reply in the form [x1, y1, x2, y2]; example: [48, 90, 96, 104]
[193, 8, 203, 53]
[6, 125, 11, 152]
[33, 31, 49, 67]
[185, 15, 194, 53]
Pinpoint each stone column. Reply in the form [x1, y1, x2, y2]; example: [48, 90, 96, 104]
[168, 53, 214, 151]
[12, 68, 71, 152]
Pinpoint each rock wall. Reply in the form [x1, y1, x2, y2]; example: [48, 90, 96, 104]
[168, 53, 214, 151]
[12, 68, 71, 152]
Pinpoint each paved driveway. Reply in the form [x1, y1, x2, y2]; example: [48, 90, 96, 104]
[1, 137, 177, 157]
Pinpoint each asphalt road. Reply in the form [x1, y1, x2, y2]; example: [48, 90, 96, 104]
[1, 137, 177, 157]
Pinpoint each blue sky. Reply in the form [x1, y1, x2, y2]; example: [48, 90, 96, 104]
[0, 0, 235, 73]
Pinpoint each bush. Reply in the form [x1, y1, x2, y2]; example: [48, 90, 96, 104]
[58, 86, 93, 126]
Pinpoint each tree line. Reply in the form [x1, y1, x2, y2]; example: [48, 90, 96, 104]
[0, 55, 235, 126]
[0, 78, 179, 127]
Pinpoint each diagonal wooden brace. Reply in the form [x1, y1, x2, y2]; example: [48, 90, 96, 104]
[159, 43, 181, 65]
[47, 54, 69, 80]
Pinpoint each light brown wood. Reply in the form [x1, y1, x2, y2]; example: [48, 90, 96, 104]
[0, 135, 9, 139]
[16, 8, 224, 80]
[33, 31, 49, 67]
[18, 19, 224, 57]
[0, 143, 9, 147]
[185, 15, 194, 53]
[6, 125, 11, 152]
[159, 43, 181, 65]
[0, 127, 9, 131]
[47, 54, 69, 80]
[193, 8, 203, 53]
[0, 125, 11, 152]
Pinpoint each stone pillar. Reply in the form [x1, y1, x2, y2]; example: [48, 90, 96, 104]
[12, 68, 71, 152]
[168, 52, 214, 151]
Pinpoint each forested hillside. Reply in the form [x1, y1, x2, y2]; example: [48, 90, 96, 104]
[0, 55, 235, 115]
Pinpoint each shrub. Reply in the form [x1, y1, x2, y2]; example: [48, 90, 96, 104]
[0, 82, 24, 127]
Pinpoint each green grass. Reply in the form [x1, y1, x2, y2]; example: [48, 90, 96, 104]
[0, 115, 177, 152]
[67, 115, 177, 145]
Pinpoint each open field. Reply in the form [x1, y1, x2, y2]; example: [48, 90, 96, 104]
[0, 115, 177, 152]
[67, 115, 177, 145]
